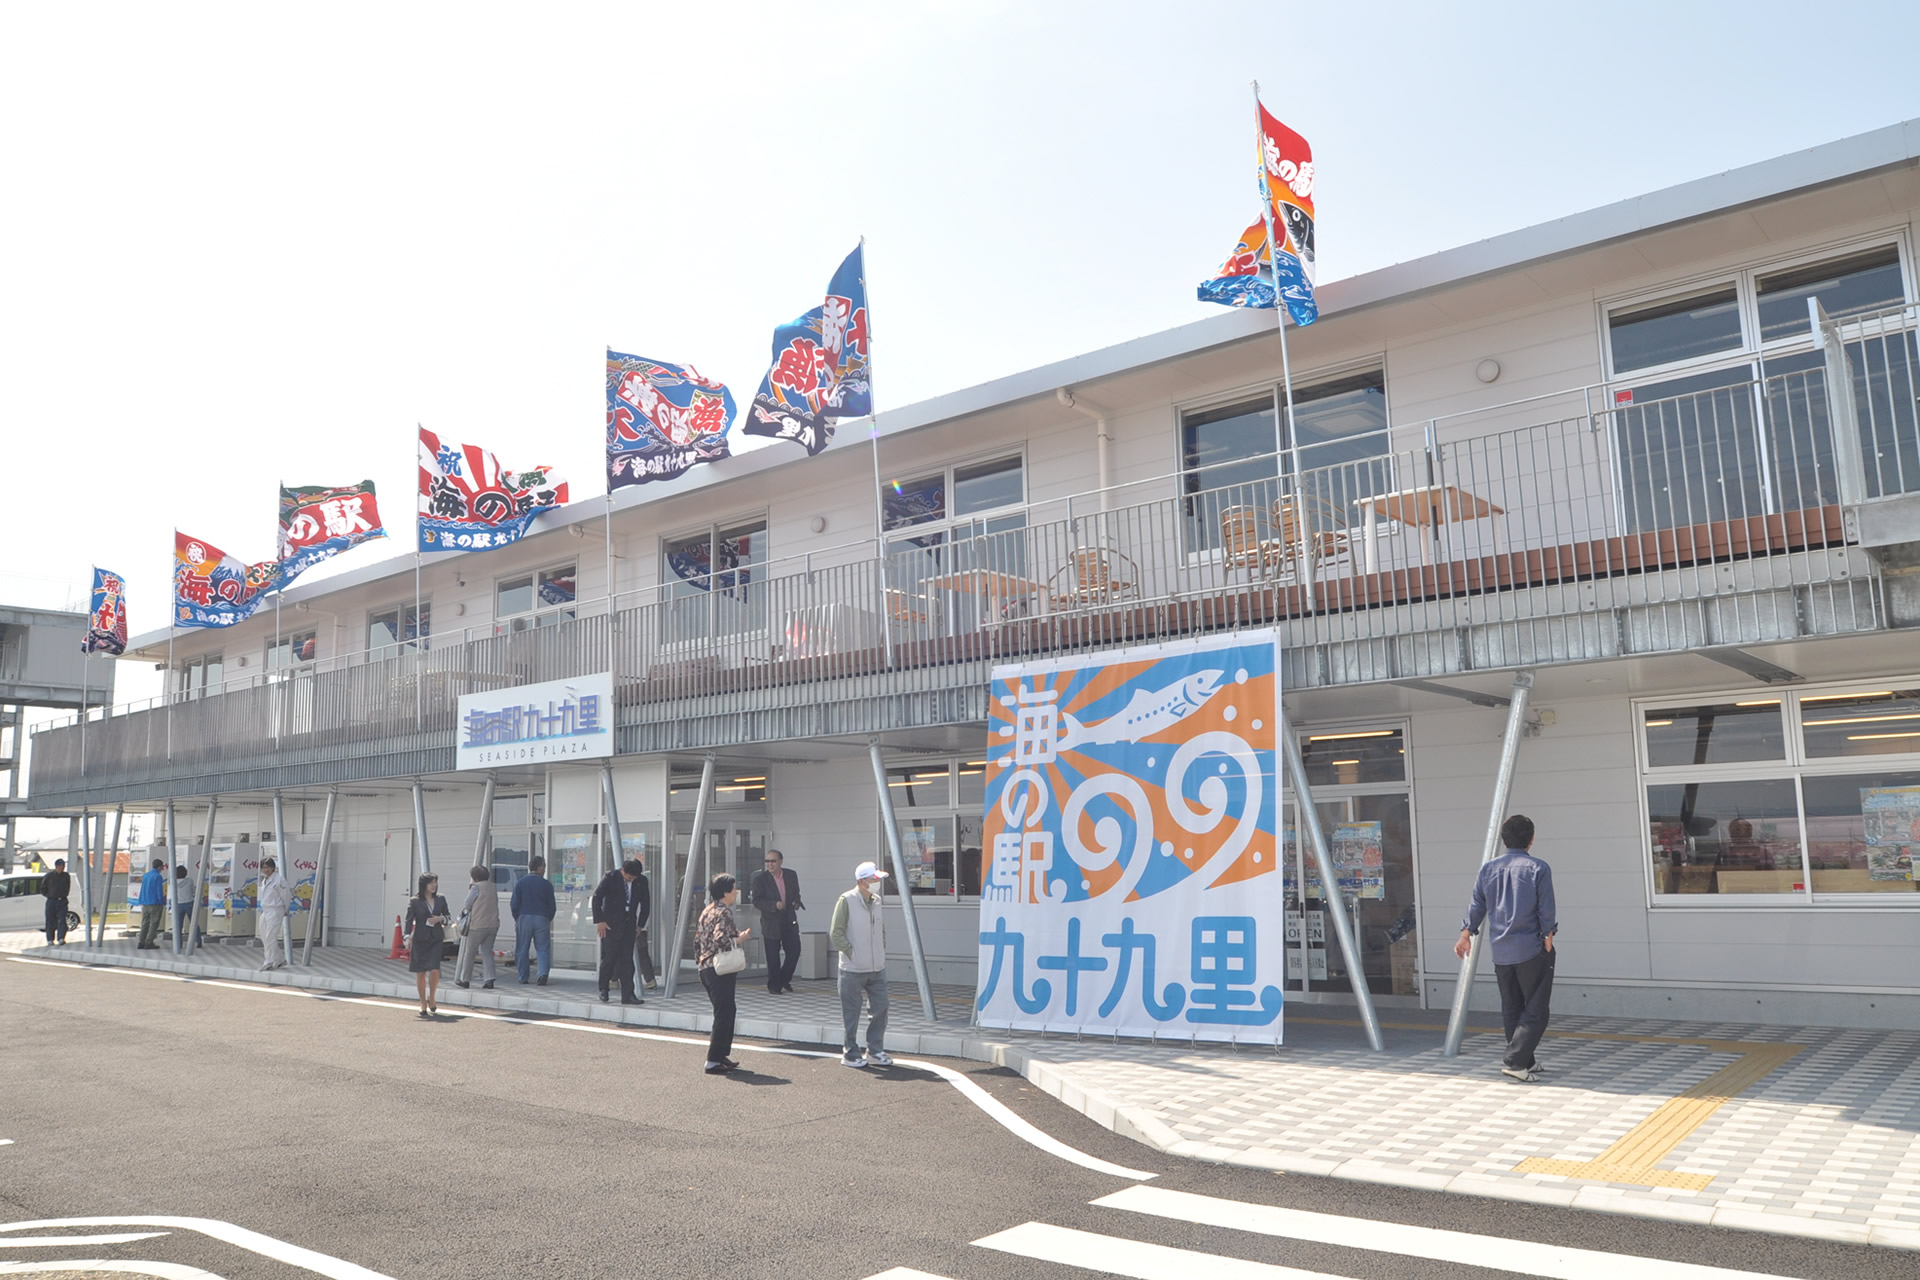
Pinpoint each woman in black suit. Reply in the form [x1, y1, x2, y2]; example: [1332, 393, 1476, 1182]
[406, 873, 450, 1018]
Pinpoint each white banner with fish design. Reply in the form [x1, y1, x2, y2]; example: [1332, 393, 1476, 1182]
[978, 632, 1284, 1042]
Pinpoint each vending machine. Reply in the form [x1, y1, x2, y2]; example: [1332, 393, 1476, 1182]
[204, 841, 261, 938]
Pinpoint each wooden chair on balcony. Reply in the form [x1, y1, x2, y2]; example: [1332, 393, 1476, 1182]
[1220, 505, 1278, 584]
[1270, 495, 1354, 578]
[1048, 547, 1140, 609]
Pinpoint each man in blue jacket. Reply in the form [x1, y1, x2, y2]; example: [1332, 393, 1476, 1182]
[1454, 814, 1557, 1083]
[510, 855, 556, 986]
[137, 857, 168, 949]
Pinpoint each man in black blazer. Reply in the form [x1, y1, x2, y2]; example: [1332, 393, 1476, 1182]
[749, 848, 804, 994]
[591, 859, 650, 1005]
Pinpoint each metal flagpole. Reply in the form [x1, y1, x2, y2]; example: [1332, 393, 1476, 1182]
[79, 653, 89, 779]
[413, 426, 425, 731]
[860, 236, 897, 671]
[166, 529, 176, 762]
[1252, 82, 1313, 613]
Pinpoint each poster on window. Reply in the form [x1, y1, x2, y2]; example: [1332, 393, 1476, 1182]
[1330, 822, 1386, 899]
[979, 632, 1283, 1042]
[1861, 785, 1920, 881]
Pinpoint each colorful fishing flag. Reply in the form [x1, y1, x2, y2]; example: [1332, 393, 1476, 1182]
[173, 532, 279, 629]
[278, 480, 387, 587]
[1196, 217, 1277, 310]
[605, 352, 734, 489]
[417, 427, 568, 553]
[1254, 98, 1317, 328]
[743, 244, 872, 456]
[81, 567, 128, 655]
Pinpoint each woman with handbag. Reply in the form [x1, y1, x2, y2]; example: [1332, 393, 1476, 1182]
[694, 873, 751, 1074]
[405, 873, 450, 1018]
[453, 864, 500, 990]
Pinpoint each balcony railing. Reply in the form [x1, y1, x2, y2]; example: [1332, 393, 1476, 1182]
[30, 305, 1916, 801]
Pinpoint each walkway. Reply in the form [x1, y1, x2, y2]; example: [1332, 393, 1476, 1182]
[13, 932, 1919, 1252]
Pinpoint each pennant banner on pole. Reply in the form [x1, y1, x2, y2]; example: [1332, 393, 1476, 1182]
[743, 244, 872, 456]
[1254, 98, 1317, 327]
[172, 532, 278, 629]
[81, 567, 129, 655]
[417, 427, 568, 553]
[977, 632, 1284, 1042]
[1196, 217, 1278, 310]
[605, 351, 734, 489]
[277, 480, 387, 588]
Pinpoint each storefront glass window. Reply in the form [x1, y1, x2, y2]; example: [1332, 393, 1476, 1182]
[1799, 689, 1920, 759]
[1644, 701, 1786, 767]
[1300, 728, 1405, 785]
[1646, 778, 1803, 895]
[1802, 769, 1920, 895]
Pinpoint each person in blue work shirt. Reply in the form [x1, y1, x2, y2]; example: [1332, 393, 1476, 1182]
[1454, 813, 1557, 1083]
[510, 855, 556, 986]
[137, 858, 168, 949]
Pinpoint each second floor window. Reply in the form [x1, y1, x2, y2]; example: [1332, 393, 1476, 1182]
[1180, 368, 1390, 552]
[663, 520, 767, 642]
[265, 631, 317, 670]
[368, 604, 429, 655]
[496, 564, 577, 631]
[173, 652, 223, 700]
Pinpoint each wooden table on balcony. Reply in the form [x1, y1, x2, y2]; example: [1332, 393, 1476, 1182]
[1354, 485, 1505, 573]
[924, 569, 1050, 625]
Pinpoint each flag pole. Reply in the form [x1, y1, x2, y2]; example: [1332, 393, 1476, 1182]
[413, 426, 425, 731]
[1252, 80, 1312, 612]
[860, 236, 896, 670]
[165, 530, 176, 762]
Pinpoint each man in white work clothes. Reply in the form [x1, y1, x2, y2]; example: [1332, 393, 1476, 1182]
[829, 861, 892, 1069]
[257, 856, 293, 971]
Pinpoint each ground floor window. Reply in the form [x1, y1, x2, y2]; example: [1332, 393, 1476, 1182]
[877, 757, 987, 900]
[1641, 683, 1920, 902]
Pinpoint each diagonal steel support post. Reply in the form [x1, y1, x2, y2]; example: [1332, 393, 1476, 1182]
[1279, 712, 1384, 1051]
[869, 739, 936, 1022]
[1443, 671, 1535, 1057]
[411, 780, 432, 876]
[663, 755, 714, 1001]
[183, 795, 218, 959]
[300, 787, 338, 967]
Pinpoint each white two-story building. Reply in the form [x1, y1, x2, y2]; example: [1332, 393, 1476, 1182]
[33, 118, 1920, 1028]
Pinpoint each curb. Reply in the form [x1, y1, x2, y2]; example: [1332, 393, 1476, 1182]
[27, 945, 1920, 1253]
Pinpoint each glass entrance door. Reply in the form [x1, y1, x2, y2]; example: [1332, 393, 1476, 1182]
[669, 822, 771, 974]
[1284, 722, 1420, 1004]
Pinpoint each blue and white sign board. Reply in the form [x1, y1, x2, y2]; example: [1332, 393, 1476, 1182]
[456, 672, 615, 771]
[979, 632, 1283, 1042]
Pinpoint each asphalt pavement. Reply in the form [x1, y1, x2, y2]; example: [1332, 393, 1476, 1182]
[0, 954, 1909, 1280]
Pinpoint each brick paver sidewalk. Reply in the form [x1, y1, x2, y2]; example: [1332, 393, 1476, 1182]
[999, 1006, 1920, 1250]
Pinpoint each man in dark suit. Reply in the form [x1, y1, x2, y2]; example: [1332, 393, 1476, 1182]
[42, 859, 73, 945]
[749, 848, 804, 994]
[591, 859, 650, 1005]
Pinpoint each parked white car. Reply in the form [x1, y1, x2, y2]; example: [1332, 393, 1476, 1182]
[0, 871, 67, 934]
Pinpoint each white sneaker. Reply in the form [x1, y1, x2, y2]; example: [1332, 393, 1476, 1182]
[841, 1052, 869, 1069]
[1500, 1065, 1542, 1084]
[867, 1050, 894, 1067]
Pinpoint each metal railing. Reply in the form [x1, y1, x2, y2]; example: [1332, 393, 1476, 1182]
[30, 307, 1917, 799]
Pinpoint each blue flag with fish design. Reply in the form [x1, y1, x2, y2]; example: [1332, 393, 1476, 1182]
[743, 244, 872, 456]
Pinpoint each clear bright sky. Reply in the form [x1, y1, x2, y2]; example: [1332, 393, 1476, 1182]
[6, 0, 1920, 646]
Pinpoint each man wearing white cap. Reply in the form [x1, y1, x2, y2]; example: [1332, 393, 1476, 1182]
[829, 861, 892, 1068]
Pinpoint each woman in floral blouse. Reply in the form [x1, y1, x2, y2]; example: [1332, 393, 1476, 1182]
[695, 873, 750, 1074]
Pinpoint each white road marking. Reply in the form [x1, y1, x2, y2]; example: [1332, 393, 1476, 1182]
[0, 1140, 12, 1146]
[11, 956, 1155, 1182]
[1094, 1185, 1816, 1280]
[0, 1217, 390, 1280]
[0, 1262, 224, 1278]
[974, 1222, 1347, 1279]
[860, 1270, 958, 1280]
[0, 1232, 170, 1247]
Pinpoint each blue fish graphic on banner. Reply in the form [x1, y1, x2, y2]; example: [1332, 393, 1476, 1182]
[277, 480, 386, 587]
[743, 244, 871, 456]
[82, 567, 129, 655]
[605, 352, 734, 489]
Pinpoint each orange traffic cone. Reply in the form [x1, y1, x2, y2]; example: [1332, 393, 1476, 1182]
[388, 914, 409, 960]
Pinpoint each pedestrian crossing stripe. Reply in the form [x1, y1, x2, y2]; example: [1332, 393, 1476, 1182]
[864, 1185, 1825, 1280]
